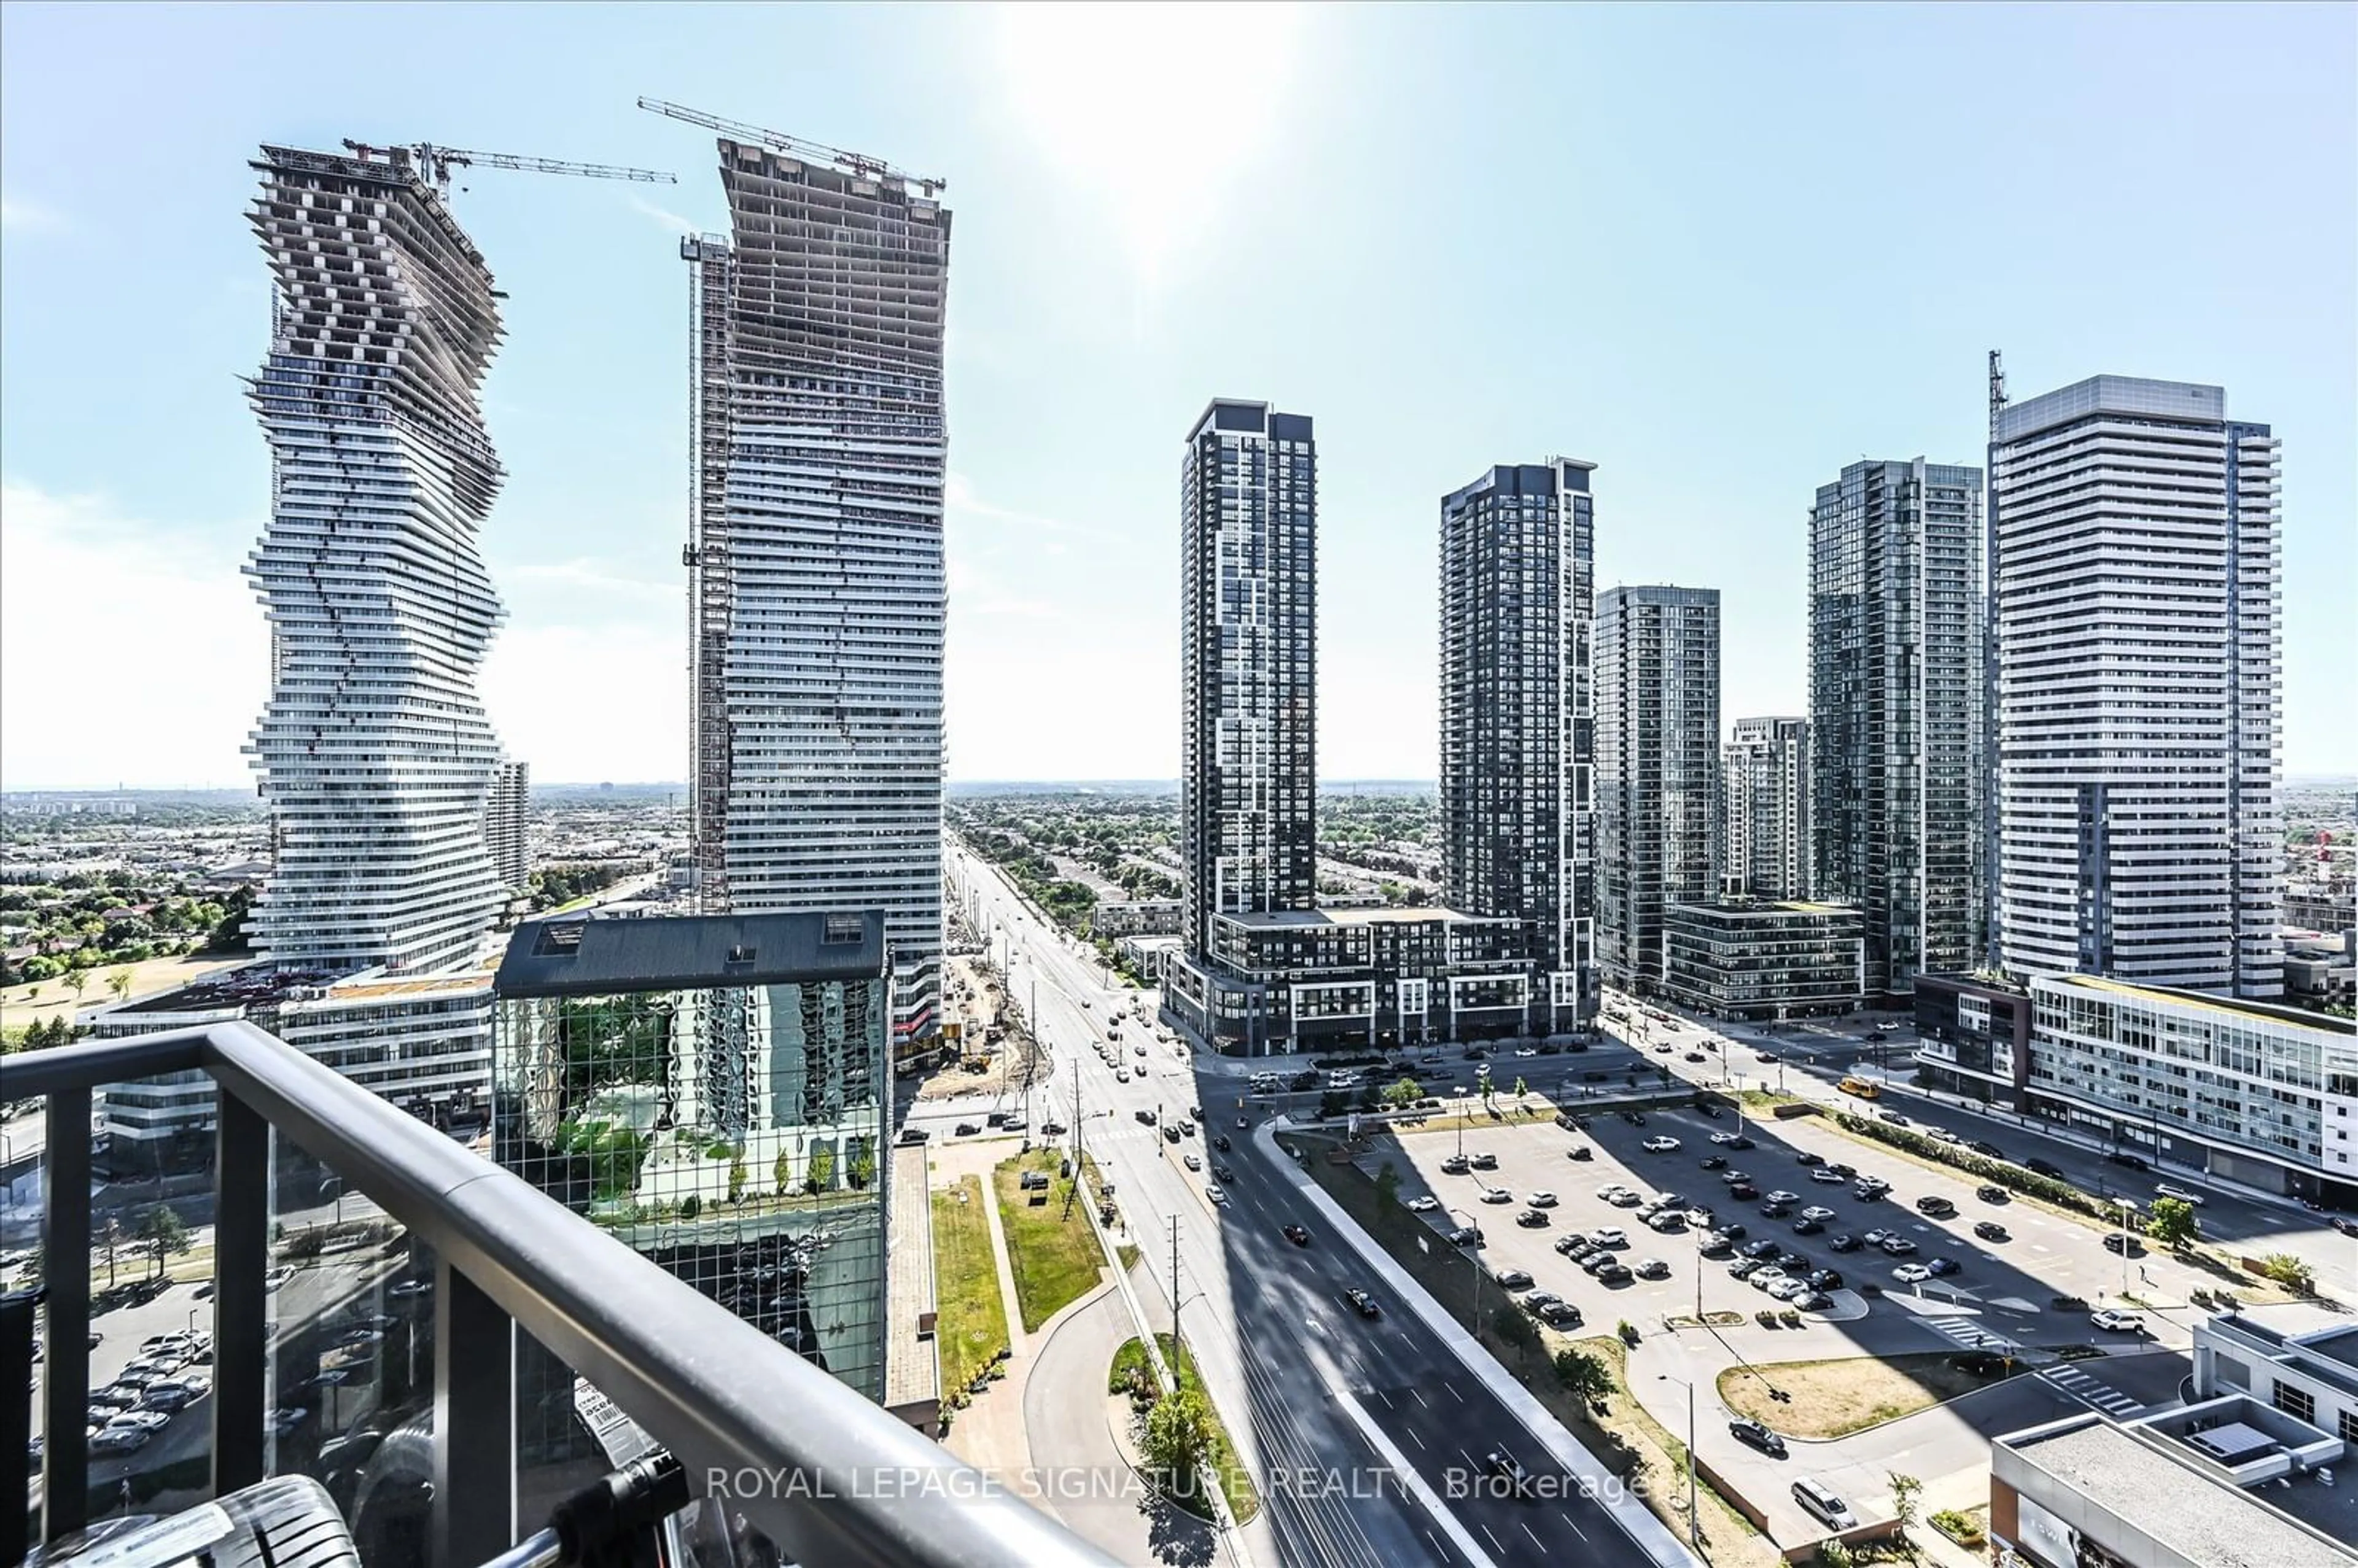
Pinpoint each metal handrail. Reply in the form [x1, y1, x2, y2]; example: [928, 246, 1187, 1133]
[5, 1026, 1118, 1568]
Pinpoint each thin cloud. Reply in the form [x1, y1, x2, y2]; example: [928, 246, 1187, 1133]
[946, 472, 1102, 540]
[628, 193, 700, 236]
[508, 556, 675, 602]
[0, 195, 68, 235]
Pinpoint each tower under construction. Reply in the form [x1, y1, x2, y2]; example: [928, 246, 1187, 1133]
[674, 113, 951, 1062]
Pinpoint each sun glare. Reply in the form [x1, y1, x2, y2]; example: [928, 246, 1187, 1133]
[997, 1, 1307, 282]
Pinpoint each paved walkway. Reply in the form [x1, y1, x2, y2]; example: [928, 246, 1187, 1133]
[936, 1137, 1037, 1476]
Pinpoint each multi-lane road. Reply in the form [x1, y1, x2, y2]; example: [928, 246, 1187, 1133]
[943, 844, 1694, 1568]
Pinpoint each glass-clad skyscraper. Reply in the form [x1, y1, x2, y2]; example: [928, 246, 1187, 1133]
[1808, 458, 1984, 999]
[1595, 586, 1721, 992]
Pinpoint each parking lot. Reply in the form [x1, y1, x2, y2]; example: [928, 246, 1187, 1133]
[1384, 1096, 2227, 1359]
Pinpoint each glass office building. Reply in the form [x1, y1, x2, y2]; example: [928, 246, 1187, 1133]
[491, 910, 893, 1461]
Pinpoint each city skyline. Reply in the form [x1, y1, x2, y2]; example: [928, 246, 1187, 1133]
[3, 4, 2354, 792]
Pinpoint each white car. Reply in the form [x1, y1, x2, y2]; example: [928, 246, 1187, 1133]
[1641, 1135, 1681, 1154]
[1709, 1131, 1743, 1146]
[2154, 1182, 2206, 1208]
[1800, 1206, 1837, 1222]
[1205, 1186, 1228, 1206]
[107, 1410, 171, 1434]
[1748, 1268, 1790, 1292]
[1115, 1068, 1130, 1083]
[1765, 1276, 1807, 1301]
[2090, 1308, 2145, 1333]
[1893, 1263, 1932, 1284]
[1681, 1207, 1713, 1228]
[1609, 1189, 1644, 1208]
[1527, 1191, 1558, 1208]
[1406, 1195, 1439, 1212]
[1589, 1227, 1627, 1248]
[1595, 1183, 1630, 1203]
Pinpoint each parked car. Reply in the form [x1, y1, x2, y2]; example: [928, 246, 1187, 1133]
[1893, 1263, 1932, 1284]
[1790, 1217, 1824, 1235]
[1741, 1238, 1783, 1260]
[2023, 1157, 2066, 1178]
[1728, 1182, 1760, 1201]
[1470, 1152, 1499, 1170]
[1700, 1155, 1728, 1171]
[1635, 1259, 1671, 1280]
[1805, 1268, 1844, 1291]
[1975, 1184, 2009, 1204]
[1441, 1154, 1472, 1174]
[2090, 1309, 2146, 1333]
[1880, 1236, 1918, 1257]
[1914, 1195, 1958, 1218]
[1791, 1478, 1857, 1531]
[1727, 1257, 1763, 1279]
[1527, 1191, 1558, 1208]
[1492, 1267, 1535, 1290]
[1594, 1261, 1633, 1285]
[1516, 1209, 1550, 1228]
[1808, 1166, 1847, 1184]
[1925, 1256, 1961, 1276]
[2155, 1182, 2206, 1208]
[1973, 1221, 2009, 1241]
[1589, 1227, 1628, 1248]
[1446, 1226, 1484, 1248]
[1406, 1195, 1439, 1212]
[1828, 1233, 1861, 1252]
[1481, 1187, 1515, 1205]
[2102, 1233, 2144, 1256]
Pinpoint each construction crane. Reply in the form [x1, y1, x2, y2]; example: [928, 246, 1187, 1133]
[340, 139, 676, 191]
[636, 97, 943, 196]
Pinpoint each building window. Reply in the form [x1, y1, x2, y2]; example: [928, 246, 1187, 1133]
[2340, 1408, 2358, 1446]
[2273, 1381, 2316, 1424]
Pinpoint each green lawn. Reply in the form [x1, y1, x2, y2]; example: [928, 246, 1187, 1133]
[992, 1147, 1105, 1332]
[932, 1176, 1010, 1395]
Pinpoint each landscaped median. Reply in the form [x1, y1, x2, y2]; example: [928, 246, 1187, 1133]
[931, 1175, 1011, 1402]
[992, 1146, 1107, 1331]
[1110, 1332, 1262, 1525]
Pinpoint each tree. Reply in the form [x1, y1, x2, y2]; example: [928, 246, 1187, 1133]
[1512, 1076, 1528, 1104]
[2145, 1196, 2200, 1250]
[107, 968, 133, 1004]
[1374, 1162, 1401, 1205]
[728, 1158, 749, 1203]
[774, 1151, 793, 1195]
[1318, 1089, 1350, 1120]
[806, 1143, 838, 1195]
[1140, 1385, 1215, 1495]
[1381, 1076, 1422, 1110]
[1887, 1472, 1923, 1540]
[1554, 1347, 1614, 1403]
[848, 1140, 877, 1189]
[680, 1194, 703, 1222]
[64, 970, 87, 1006]
[2260, 1252, 2316, 1294]
[1817, 1540, 1855, 1568]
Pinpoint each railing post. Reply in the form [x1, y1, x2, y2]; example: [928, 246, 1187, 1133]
[213, 1093, 269, 1494]
[433, 1260, 513, 1567]
[41, 1085, 90, 1545]
[2, 1285, 38, 1568]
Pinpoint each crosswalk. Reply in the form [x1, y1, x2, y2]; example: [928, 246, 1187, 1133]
[2041, 1362, 2144, 1417]
[1923, 1314, 2016, 1353]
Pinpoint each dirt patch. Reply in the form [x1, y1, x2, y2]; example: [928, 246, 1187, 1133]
[1717, 1351, 2027, 1440]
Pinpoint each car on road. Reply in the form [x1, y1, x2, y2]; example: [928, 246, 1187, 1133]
[1484, 1450, 1531, 1495]
[2023, 1156, 2067, 1178]
[1925, 1256, 1960, 1276]
[1699, 1155, 1728, 1171]
[1728, 1416, 1788, 1457]
[1635, 1258, 1671, 1280]
[1808, 1166, 1847, 1184]
[1590, 1227, 1628, 1248]
[1344, 1289, 1381, 1318]
[1975, 1184, 2009, 1204]
[1827, 1233, 1860, 1252]
[1759, 1201, 1792, 1219]
[2106, 1151, 2150, 1171]
[1968, 1140, 2006, 1160]
[1799, 1205, 1837, 1222]
[89, 1427, 150, 1457]
[1446, 1226, 1484, 1248]
[1741, 1238, 1782, 1260]
[1765, 1190, 1800, 1206]
[1727, 1182, 1759, 1201]
[1642, 1135, 1681, 1153]
[1481, 1187, 1514, 1205]
[1973, 1221, 2009, 1241]
[2155, 1182, 2206, 1207]
[953, 1122, 981, 1136]
[1709, 1131, 1744, 1146]
[1893, 1263, 1932, 1284]
[1805, 1268, 1844, 1290]
[1491, 1267, 1535, 1290]
[1282, 1225, 1312, 1246]
[1794, 1151, 1823, 1167]
[2090, 1309, 2146, 1333]
[1877, 1109, 1910, 1126]
[1854, 1176, 1892, 1198]
[1717, 1168, 1751, 1186]
[1213, 1164, 1235, 1182]
[1441, 1154, 1472, 1174]
[1792, 1478, 1858, 1531]
[1880, 1236, 1918, 1256]
[265, 1265, 295, 1290]
[1527, 1191, 1558, 1208]
[1213, 1135, 1231, 1152]
[1914, 1195, 1958, 1218]
[1183, 1153, 1202, 1171]
[1790, 1217, 1824, 1235]
[1406, 1195, 1439, 1211]
[2103, 1233, 2144, 1256]
[2333, 1216, 2358, 1238]
[1516, 1209, 1550, 1228]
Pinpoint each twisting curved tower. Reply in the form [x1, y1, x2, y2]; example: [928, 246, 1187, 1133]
[243, 144, 507, 975]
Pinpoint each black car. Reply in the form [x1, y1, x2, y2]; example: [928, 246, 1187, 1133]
[1925, 1257, 1961, 1276]
[1516, 1209, 1550, 1228]
[1972, 1221, 2007, 1241]
[1446, 1226, 1484, 1248]
[1761, 1201, 1792, 1219]
[1742, 1238, 1783, 1260]
[2023, 1156, 2066, 1178]
[1214, 1135, 1232, 1152]
[1344, 1289, 1381, 1318]
[1729, 1182, 1760, 1200]
[1594, 1262, 1633, 1285]
[1975, 1184, 2009, 1204]
[1968, 1140, 2006, 1160]
[1828, 1234, 1861, 1252]
[1806, 1268, 1843, 1290]
[1213, 1164, 1235, 1182]
[1701, 1155, 1728, 1171]
[1728, 1418, 1788, 1457]
[1950, 1350, 2011, 1378]
[2105, 1151, 2150, 1171]
[1698, 1231, 1736, 1255]
[1282, 1225, 1312, 1246]
[2102, 1233, 2142, 1256]
[1717, 1221, 1748, 1241]
[2333, 1216, 2358, 1238]
[1791, 1217, 1824, 1235]
[1727, 1135, 1754, 1150]
[1794, 1151, 1823, 1166]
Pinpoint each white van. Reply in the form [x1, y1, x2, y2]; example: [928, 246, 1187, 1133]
[1791, 1477, 1857, 1531]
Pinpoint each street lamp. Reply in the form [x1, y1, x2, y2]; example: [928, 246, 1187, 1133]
[1447, 1207, 1484, 1334]
[1655, 1373, 1700, 1545]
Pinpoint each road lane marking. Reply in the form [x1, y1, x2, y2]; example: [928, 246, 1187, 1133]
[1481, 1524, 1503, 1553]
[1447, 1381, 1464, 1402]
[1407, 1427, 1425, 1450]
[1558, 1509, 1585, 1540]
[1375, 1388, 1393, 1408]
[1521, 1521, 1542, 1547]
[1411, 1386, 1429, 1407]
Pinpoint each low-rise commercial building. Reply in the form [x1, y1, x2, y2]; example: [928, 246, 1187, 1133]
[1091, 898, 1183, 938]
[1910, 973, 2358, 1204]
[1912, 971, 2036, 1100]
[1990, 1404, 2353, 1568]
[2195, 1303, 2358, 1454]
[1659, 899, 1862, 1021]
[1115, 933, 1181, 988]
[1163, 906, 1578, 1055]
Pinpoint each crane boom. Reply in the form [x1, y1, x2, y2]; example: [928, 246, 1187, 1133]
[341, 140, 677, 188]
[636, 96, 943, 195]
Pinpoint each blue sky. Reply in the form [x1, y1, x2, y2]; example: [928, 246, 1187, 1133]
[3, 2, 2351, 788]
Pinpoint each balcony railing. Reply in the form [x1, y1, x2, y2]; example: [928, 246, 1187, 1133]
[4, 1023, 1115, 1568]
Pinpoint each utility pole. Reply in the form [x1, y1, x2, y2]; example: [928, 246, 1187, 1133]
[1170, 1216, 1183, 1370]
